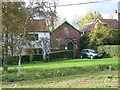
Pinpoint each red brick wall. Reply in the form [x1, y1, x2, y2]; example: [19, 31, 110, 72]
[51, 22, 81, 58]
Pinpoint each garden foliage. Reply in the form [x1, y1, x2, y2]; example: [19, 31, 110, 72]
[97, 45, 119, 57]
[5, 50, 73, 65]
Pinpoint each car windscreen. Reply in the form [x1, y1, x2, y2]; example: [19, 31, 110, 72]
[89, 50, 97, 53]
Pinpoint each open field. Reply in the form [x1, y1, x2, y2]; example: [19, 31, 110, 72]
[1, 57, 118, 88]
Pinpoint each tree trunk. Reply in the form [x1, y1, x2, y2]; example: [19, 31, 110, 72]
[3, 64, 8, 72]
[18, 49, 22, 76]
[10, 33, 14, 56]
[43, 50, 46, 61]
[2, 45, 5, 66]
[42, 49, 47, 62]
[3, 24, 9, 71]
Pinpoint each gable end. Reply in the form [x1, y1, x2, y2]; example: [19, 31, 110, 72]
[51, 21, 81, 34]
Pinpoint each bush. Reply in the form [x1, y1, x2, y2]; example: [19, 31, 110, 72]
[49, 50, 73, 61]
[21, 55, 30, 62]
[5, 56, 19, 65]
[6, 55, 30, 65]
[97, 45, 119, 57]
[32, 54, 43, 61]
[5, 50, 73, 65]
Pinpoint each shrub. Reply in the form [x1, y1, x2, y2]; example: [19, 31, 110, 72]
[97, 45, 119, 57]
[6, 55, 30, 65]
[5, 56, 19, 65]
[49, 50, 73, 61]
[21, 55, 30, 62]
[5, 50, 73, 65]
[32, 54, 43, 61]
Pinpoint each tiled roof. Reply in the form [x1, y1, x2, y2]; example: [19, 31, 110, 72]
[29, 19, 49, 32]
[81, 19, 120, 32]
[81, 23, 94, 32]
[99, 19, 120, 29]
[51, 21, 81, 34]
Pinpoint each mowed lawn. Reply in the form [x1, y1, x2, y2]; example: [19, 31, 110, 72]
[6, 57, 118, 70]
[2, 57, 118, 88]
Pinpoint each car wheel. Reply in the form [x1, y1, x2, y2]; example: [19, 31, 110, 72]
[90, 55, 94, 59]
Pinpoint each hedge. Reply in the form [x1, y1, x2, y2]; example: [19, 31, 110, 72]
[5, 54, 42, 65]
[5, 56, 19, 65]
[5, 50, 73, 65]
[49, 50, 73, 61]
[32, 54, 43, 62]
[97, 45, 119, 57]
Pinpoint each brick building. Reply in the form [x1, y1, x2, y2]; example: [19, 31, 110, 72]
[50, 21, 81, 58]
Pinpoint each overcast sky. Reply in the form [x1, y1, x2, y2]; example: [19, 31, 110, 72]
[56, 0, 119, 23]
[24, 0, 119, 23]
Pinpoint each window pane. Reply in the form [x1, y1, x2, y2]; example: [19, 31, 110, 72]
[29, 34, 38, 41]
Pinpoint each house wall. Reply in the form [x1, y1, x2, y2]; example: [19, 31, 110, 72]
[29, 32, 50, 40]
[26, 32, 50, 53]
[51, 23, 80, 58]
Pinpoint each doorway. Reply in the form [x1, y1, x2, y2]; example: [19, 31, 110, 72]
[67, 42, 73, 50]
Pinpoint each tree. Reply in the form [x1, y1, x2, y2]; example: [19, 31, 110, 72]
[80, 32, 89, 50]
[38, 37, 50, 62]
[88, 23, 114, 49]
[111, 29, 120, 45]
[31, 0, 58, 31]
[77, 11, 102, 49]
[2, 0, 58, 74]
[28, 0, 58, 61]
[78, 11, 102, 28]
[2, 1, 34, 75]
[2, 2, 28, 67]
[15, 1, 35, 76]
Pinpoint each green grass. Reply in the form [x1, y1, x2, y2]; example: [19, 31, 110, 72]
[3, 57, 118, 70]
[2, 71, 118, 88]
[2, 57, 118, 88]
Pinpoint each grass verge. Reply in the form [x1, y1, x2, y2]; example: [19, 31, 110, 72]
[1, 57, 118, 88]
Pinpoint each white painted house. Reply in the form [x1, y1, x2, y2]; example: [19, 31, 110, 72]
[26, 19, 50, 54]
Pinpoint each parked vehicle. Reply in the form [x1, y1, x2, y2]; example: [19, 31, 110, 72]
[80, 49, 103, 59]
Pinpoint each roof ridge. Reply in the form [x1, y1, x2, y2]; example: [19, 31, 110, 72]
[51, 21, 81, 33]
[100, 19, 117, 20]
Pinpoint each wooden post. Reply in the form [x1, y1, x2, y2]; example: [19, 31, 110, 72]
[108, 65, 112, 78]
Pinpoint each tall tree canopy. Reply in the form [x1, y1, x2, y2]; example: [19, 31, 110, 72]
[2, 2, 28, 57]
[88, 23, 114, 49]
[78, 11, 102, 28]
[2, 2, 31, 74]
[30, 0, 58, 30]
[2, 1, 58, 74]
